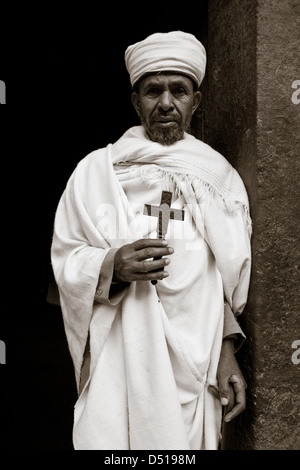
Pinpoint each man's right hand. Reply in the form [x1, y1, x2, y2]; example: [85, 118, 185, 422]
[113, 238, 174, 283]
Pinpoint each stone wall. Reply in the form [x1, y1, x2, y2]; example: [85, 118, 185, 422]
[253, 0, 300, 450]
[202, 0, 300, 449]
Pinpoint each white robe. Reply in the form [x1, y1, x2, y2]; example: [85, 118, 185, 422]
[51, 126, 252, 450]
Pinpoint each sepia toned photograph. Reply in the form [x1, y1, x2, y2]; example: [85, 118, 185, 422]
[0, 0, 299, 456]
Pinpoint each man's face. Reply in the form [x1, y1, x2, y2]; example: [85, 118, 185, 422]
[131, 73, 201, 145]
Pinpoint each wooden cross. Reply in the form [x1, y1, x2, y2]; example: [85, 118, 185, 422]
[143, 191, 185, 284]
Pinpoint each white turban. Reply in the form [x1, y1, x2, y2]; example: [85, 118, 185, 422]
[125, 31, 206, 88]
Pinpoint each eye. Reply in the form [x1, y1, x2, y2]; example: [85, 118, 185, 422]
[146, 87, 161, 96]
[173, 87, 186, 96]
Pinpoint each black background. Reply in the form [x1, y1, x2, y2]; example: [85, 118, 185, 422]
[0, 4, 208, 450]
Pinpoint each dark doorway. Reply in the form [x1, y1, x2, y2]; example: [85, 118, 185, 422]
[1, 4, 209, 450]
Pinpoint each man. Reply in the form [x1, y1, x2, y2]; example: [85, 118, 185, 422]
[51, 31, 252, 450]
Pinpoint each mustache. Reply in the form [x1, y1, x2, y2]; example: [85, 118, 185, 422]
[150, 111, 180, 122]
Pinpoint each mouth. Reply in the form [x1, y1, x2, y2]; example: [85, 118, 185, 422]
[153, 118, 178, 127]
[157, 122, 177, 128]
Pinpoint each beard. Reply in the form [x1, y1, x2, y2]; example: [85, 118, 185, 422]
[140, 112, 191, 146]
[147, 125, 183, 145]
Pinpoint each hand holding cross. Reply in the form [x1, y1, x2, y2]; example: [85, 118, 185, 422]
[143, 191, 185, 284]
[112, 191, 184, 284]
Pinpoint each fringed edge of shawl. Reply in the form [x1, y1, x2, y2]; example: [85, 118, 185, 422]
[128, 164, 253, 236]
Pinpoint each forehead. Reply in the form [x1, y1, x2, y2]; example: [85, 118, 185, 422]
[139, 72, 195, 89]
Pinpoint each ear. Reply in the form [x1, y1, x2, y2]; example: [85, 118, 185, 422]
[131, 92, 140, 117]
[192, 91, 202, 115]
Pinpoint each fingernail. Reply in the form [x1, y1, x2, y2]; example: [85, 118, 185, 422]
[163, 272, 169, 278]
[165, 258, 170, 265]
[221, 397, 229, 406]
[224, 416, 231, 423]
[168, 247, 174, 254]
[162, 240, 168, 245]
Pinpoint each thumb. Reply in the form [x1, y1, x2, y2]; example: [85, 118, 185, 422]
[219, 380, 230, 406]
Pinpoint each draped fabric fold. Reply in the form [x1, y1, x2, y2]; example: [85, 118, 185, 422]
[51, 126, 251, 450]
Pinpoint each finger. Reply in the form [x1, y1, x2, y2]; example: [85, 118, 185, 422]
[208, 385, 220, 400]
[135, 246, 174, 261]
[207, 384, 235, 410]
[132, 270, 170, 281]
[224, 375, 246, 422]
[134, 257, 170, 273]
[224, 399, 246, 422]
[132, 239, 170, 251]
[223, 384, 235, 410]
[218, 379, 231, 407]
[229, 373, 247, 392]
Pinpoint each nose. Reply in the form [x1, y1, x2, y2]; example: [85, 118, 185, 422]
[158, 91, 174, 112]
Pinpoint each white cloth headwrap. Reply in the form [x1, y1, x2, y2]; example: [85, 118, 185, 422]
[125, 31, 206, 88]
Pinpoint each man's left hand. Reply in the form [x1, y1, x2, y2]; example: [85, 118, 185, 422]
[210, 338, 247, 422]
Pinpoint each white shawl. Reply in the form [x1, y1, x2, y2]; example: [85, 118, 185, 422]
[51, 126, 251, 450]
